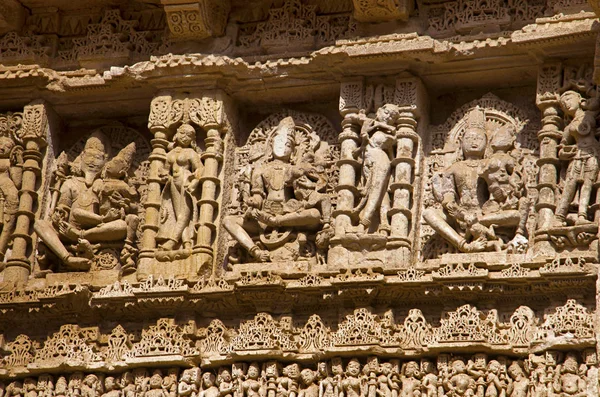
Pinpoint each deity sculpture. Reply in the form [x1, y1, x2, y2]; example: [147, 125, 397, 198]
[506, 361, 528, 397]
[225, 116, 332, 263]
[199, 373, 219, 397]
[5, 381, 22, 397]
[340, 359, 364, 397]
[242, 363, 263, 397]
[298, 369, 318, 397]
[553, 89, 600, 227]
[552, 354, 586, 397]
[145, 372, 166, 397]
[351, 105, 400, 234]
[34, 133, 140, 273]
[484, 360, 507, 397]
[0, 132, 21, 263]
[218, 368, 234, 397]
[443, 359, 476, 397]
[377, 362, 393, 397]
[54, 377, 67, 397]
[156, 123, 203, 255]
[81, 374, 101, 397]
[23, 379, 36, 397]
[119, 372, 135, 397]
[424, 107, 529, 253]
[399, 361, 421, 397]
[421, 360, 438, 397]
[178, 370, 198, 397]
[102, 377, 121, 397]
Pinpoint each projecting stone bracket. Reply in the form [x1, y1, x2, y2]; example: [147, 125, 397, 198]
[161, 0, 231, 41]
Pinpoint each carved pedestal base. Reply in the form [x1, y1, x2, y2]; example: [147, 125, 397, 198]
[137, 255, 203, 282]
[328, 234, 410, 270]
[45, 270, 120, 289]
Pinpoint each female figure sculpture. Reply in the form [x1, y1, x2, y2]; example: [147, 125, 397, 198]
[156, 123, 204, 252]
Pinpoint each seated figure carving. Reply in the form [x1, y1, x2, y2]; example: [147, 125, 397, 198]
[34, 132, 139, 273]
[224, 116, 331, 263]
[423, 108, 529, 253]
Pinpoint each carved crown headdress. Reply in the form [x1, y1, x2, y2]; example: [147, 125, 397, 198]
[466, 107, 486, 132]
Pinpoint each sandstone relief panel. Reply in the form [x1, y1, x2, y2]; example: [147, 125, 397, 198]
[224, 111, 338, 269]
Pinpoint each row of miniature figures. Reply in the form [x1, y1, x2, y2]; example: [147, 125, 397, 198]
[2, 352, 596, 397]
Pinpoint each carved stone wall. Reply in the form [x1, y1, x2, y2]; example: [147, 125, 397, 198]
[0, 0, 598, 395]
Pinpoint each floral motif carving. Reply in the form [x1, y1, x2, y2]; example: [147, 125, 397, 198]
[133, 319, 198, 357]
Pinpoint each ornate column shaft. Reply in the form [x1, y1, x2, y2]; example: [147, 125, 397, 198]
[190, 92, 230, 276]
[388, 77, 426, 264]
[334, 80, 363, 237]
[5, 101, 49, 285]
[140, 95, 172, 260]
[534, 63, 563, 254]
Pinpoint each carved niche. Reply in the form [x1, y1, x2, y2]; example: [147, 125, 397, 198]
[223, 110, 339, 269]
[330, 78, 425, 270]
[34, 123, 151, 275]
[420, 94, 539, 261]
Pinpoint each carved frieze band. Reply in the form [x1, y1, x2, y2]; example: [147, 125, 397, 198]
[0, 299, 594, 373]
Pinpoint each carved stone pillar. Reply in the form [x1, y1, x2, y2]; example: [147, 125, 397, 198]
[534, 63, 563, 255]
[387, 76, 426, 266]
[139, 95, 172, 261]
[138, 91, 233, 280]
[5, 101, 50, 285]
[189, 91, 231, 277]
[333, 80, 363, 238]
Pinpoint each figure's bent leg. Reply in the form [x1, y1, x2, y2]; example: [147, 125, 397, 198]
[34, 219, 90, 270]
[82, 220, 128, 241]
[274, 209, 322, 228]
[359, 168, 390, 228]
[423, 208, 467, 251]
[0, 216, 15, 260]
[223, 216, 269, 262]
[577, 162, 597, 223]
[165, 185, 193, 249]
[478, 210, 521, 228]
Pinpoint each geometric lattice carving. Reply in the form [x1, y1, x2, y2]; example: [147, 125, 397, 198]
[231, 313, 296, 351]
[34, 325, 101, 366]
[535, 300, 595, 340]
[3, 335, 36, 367]
[298, 314, 332, 352]
[132, 319, 198, 357]
[434, 305, 505, 344]
[333, 308, 384, 346]
[200, 319, 231, 356]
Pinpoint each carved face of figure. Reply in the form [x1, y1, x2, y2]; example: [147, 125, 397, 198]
[301, 369, 315, 386]
[150, 374, 162, 389]
[381, 363, 392, 375]
[508, 363, 523, 379]
[376, 105, 399, 125]
[560, 91, 581, 116]
[462, 128, 487, 159]
[105, 377, 115, 391]
[347, 359, 361, 377]
[83, 375, 97, 387]
[0, 137, 14, 158]
[219, 369, 232, 383]
[176, 124, 196, 148]
[271, 119, 295, 161]
[452, 360, 466, 374]
[56, 378, 67, 394]
[487, 361, 501, 374]
[285, 364, 300, 379]
[317, 362, 328, 377]
[248, 363, 260, 379]
[181, 371, 191, 384]
[563, 356, 579, 374]
[405, 362, 419, 378]
[121, 372, 133, 386]
[203, 373, 215, 388]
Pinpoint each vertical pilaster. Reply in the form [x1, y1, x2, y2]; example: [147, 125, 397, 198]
[139, 95, 173, 261]
[334, 80, 363, 238]
[388, 76, 426, 267]
[534, 63, 563, 255]
[5, 101, 50, 285]
[190, 91, 231, 277]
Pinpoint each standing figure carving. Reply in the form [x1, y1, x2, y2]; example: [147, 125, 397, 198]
[351, 105, 400, 234]
[156, 123, 203, 256]
[225, 114, 337, 264]
[34, 126, 148, 274]
[0, 123, 22, 263]
[423, 106, 530, 255]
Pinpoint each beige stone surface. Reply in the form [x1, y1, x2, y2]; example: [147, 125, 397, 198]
[0, 0, 598, 395]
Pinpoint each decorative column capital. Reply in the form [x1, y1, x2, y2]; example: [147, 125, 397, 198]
[394, 75, 427, 120]
[339, 79, 364, 116]
[148, 95, 174, 135]
[536, 63, 563, 107]
[161, 0, 231, 41]
[20, 101, 50, 147]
